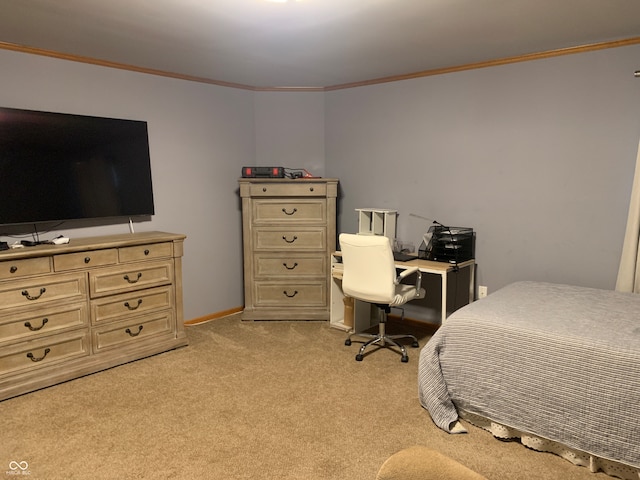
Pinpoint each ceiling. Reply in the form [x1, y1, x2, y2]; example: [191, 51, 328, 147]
[1, 0, 640, 90]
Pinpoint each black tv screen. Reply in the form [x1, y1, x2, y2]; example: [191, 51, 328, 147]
[0, 106, 155, 226]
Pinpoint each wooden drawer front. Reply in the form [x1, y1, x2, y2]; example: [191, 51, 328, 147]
[254, 254, 326, 278]
[254, 281, 327, 307]
[92, 311, 173, 352]
[54, 248, 118, 272]
[249, 182, 327, 197]
[91, 286, 173, 325]
[119, 242, 173, 263]
[0, 257, 51, 280]
[0, 303, 88, 345]
[253, 227, 326, 251]
[0, 273, 87, 310]
[253, 200, 326, 225]
[0, 330, 90, 377]
[89, 261, 174, 297]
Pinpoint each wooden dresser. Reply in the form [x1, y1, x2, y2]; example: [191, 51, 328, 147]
[239, 178, 338, 321]
[0, 231, 188, 401]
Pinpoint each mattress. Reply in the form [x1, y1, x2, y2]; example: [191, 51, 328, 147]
[418, 281, 640, 477]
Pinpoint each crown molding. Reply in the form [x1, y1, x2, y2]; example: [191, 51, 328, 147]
[324, 36, 640, 91]
[0, 41, 256, 91]
[2, 36, 640, 92]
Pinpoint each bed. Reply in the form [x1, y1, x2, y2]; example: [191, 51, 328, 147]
[418, 281, 640, 479]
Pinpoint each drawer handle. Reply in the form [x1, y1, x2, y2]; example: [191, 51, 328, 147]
[144, 249, 150, 255]
[263, 187, 267, 192]
[22, 287, 46, 301]
[84, 257, 91, 264]
[284, 290, 298, 298]
[24, 318, 49, 331]
[124, 273, 142, 284]
[124, 299, 143, 310]
[283, 262, 298, 270]
[126, 325, 144, 337]
[9, 266, 18, 274]
[282, 208, 297, 216]
[27, 348, 50, 362]
[282, 235, 298, 244]
[309, 187, 314, 192]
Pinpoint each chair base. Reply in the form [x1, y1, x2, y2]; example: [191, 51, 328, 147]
[345, 307, 419, 362]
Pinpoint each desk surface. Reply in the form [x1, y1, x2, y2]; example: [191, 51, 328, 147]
[330, 252, 475, 327]
[332, 251, 473, 274]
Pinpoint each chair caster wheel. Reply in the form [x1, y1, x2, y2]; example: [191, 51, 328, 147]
[401, 356, 409, 363]
[412, 341, 419, 348]
[355, 354, 363, 361]
[345, 339, 352, 346]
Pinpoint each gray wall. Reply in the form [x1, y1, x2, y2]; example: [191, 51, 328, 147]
[254, 91, 326, 176]
[2, 43, 639, 321]
[325, 44, 640, 301]
[0, 49, 254, 320]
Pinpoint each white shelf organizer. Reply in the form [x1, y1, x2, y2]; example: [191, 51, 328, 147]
[355, 208, 397, 241]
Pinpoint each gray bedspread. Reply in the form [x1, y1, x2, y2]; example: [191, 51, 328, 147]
[418, 281, 640, 469]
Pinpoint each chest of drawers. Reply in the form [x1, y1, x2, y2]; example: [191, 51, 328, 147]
[0, 231, 188, 401]
[239, 178, 338, 321]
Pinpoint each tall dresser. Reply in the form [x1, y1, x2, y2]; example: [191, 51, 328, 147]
[0, 231, 188, 401]
[239, 178, 338, 321]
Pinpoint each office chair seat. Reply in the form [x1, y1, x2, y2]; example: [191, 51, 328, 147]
[339, 233, 425, 362]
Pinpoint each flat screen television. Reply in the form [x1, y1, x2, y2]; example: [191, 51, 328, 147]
[0, 106, 155, 226]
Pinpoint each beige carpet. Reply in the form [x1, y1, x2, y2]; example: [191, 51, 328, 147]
[0, 315, 612, 480]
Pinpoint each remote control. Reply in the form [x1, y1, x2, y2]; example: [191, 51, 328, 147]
[52, 236, 70, 245]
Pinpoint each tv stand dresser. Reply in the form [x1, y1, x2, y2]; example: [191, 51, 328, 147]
[0, 231, 188, 401]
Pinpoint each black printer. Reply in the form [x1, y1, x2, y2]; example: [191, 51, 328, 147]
[419, 225, 475, 263]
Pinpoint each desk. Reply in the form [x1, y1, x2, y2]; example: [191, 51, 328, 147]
[330, 253, 475, 332]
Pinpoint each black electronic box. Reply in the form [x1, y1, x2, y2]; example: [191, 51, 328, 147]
[419, 225, 475, 263]
[241, 166, 285, 178]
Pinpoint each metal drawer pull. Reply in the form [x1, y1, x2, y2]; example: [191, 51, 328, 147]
[124, 299, 143, 310]
[124, 272, 142, 283]
[27, 348, 50, 362]
[144, 249, 150, 255]
[24, 318, 49, 331]
[21, 287, 46, 301]
[282, 208, 297, 215]
[10, 266, 17, 274]
[84, 257, 91, 264]
[283, 262, 298, 270]
[284, 290, 298, 297]
[282, 235, 297, 243]
[125, 326, 143, 337]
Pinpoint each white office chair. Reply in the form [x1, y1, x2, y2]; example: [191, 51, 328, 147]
[339, 233, 425, 362]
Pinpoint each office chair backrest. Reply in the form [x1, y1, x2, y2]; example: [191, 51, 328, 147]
[339, 233, 397, 304]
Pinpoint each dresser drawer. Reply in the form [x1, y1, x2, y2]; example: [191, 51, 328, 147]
[0, 257, 51, 280]
[119, 242, 173, 263]
[89, 260, 174, 297]
[253, 227, 326, 251]
[254, 281, 327, 307]
[91, 286, 173, 324]
[254, 253, 327, 278]
[249, 182, 327, 197]
[91, 311, 174, 352]
[0, 273, 87, 310]
[0, 302, 88, 345]
[54, 248, 118, 271]
[0, 330, 90, 377]
[253, 199, 326, 225]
